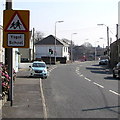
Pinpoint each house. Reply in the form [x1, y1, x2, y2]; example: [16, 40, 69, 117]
[35, 35, 70, 64]
[110, 2, 120, 68]
[110, 40, 120, 68]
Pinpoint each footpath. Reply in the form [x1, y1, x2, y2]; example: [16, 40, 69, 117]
[2, 70, 44, 119]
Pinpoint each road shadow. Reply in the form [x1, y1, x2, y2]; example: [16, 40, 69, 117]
[86, 64, 112, 75]
[16, 75, 30, 78]
[104, 76, 120, 81]
[91, 70, 107, 74]
[16, 75, 46, 80]
[86, 67, 104, 71]
[92, 64, 100, 66]
[86, 66, 106, 74]
[82, 105, 120, 114]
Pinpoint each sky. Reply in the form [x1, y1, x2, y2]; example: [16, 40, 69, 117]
[0, 0, 120, 47]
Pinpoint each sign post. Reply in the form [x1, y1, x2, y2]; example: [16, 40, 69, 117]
[3, 10, 30, 48]
[3, 9, 30, 106]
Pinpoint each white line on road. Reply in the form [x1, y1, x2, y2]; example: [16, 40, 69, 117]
[76, 66, 119, 96]
[84, 77, 91, 81]
[80, 74, 83, 77]
[109, 90, 120, 96]
[39, 79, 48, 119]
[76, 72, 80, 75]
[93, 82, 104, 88]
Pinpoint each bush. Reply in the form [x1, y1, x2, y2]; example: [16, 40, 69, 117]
[0, 64, 10, 99]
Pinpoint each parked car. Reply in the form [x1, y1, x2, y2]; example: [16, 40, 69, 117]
[113, 62, 120, 79]
[99, 59, 109, 65]
[29, 61, 48, 78]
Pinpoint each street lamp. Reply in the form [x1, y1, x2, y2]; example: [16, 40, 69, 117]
[71, 33, 77, 62]
[95, 41, 99, 61]
[54, 21, 64, 64]
[97, 24, 109, 57]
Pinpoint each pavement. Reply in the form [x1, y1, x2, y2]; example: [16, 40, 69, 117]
[2, 70, 44, 119]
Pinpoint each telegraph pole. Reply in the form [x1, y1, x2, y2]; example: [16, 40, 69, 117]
[32, 28, 35, 61]
[116, 24, 119, 62]
[5, 0, 13, 106]
[107, 26, 110, 57]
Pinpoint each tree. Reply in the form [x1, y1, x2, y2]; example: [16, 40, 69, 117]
[82, 42, 93, 47]
[34, 31, 44, 43]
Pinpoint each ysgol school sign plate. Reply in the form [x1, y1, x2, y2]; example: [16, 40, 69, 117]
[3, 10, 30, 48]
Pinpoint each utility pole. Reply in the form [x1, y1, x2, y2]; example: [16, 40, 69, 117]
[71, 33, 77, 62]
[97, 24, 110, 58]
[107, 26, 110, 57]
[5, 0, 13, 106]
[33, 28, 35, 61]
[116, 24, 119, 62]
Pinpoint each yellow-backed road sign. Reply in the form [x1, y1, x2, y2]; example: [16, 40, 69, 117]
[3, 10, 30, 48]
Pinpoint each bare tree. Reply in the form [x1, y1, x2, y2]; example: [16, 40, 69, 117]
[34, 31, 44, 43]
[82, 42, 93, 47]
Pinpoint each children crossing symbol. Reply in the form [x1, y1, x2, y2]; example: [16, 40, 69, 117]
[5, 13, 26, 31]
[10, 20, 22, 29]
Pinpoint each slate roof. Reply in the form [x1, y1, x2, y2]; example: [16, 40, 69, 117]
[35, 35, 68, 46]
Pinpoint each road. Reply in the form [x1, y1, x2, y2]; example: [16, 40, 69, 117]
[42, 61, 119, 118]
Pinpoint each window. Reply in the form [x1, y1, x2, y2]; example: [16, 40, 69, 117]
[33, 63, 45, 67]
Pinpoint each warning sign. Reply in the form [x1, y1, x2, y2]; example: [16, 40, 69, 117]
[4, 11, 28, 32]
[3, 10, 30, 48]
[6, 14, 26, 31]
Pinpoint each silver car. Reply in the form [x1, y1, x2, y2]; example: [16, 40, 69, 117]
[29, 61, 48, 78]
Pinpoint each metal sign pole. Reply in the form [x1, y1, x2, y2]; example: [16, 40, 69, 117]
[5, 0, 13, 106]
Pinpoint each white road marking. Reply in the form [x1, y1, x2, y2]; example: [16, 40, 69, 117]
[93, 82, 104, 88]
[48, 66, 57, 75]
[77, 66, 119, 96]
[84, 77, 91, 81]
[76, 70, 78, 72]
[109, 90, 120, 96]
[80, 74, 83, 77]
[39, 79, 48, 119]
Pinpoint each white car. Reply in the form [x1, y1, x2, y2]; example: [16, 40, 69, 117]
[29, 61, 48, 78]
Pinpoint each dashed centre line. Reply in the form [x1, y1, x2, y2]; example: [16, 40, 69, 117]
[76, 66, 119, 96]
[80, 74, 83, 77]
[109, 90, 120, 96]
[84, 77, 91, 81]
[93, 82, 104, 88]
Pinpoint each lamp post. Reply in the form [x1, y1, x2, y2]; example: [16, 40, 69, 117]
[95, 41, 99, 61]
[54, 21, 64, 64]
[97, 24, 109, 57]
[71, 33, 77, 62]
[116, 24, 120, 62]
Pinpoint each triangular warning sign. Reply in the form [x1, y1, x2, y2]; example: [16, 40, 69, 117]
[5, 12, 28, 32]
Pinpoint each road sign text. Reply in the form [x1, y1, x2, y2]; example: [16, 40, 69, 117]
[8, 34, 25, 47]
